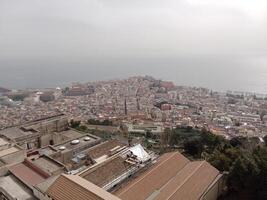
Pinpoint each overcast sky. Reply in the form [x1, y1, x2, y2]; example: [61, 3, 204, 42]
[0, 0, 267, 91]
[1, 0, 266, 59]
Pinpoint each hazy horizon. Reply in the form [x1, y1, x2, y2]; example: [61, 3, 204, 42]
[0, 0, 267, 93]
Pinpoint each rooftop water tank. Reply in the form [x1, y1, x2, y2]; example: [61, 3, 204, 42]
[59, 146, 66, 150]
[71, 140, 80, 145]
[84, 137, 91, 141]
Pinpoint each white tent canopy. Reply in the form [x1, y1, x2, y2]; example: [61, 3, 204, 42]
[129, 144, 151, 162]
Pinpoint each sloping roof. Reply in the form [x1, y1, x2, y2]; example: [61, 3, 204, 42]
[46, 174, 121, 200]
[115, 152, 190, 200]
[8, 162, 46, 187]
[115, 152, 221, 200]
[81, 156, 131, 187]
[87, 140, 125, 160]
[0, 175, 36, 200]
[154, 161, 220, 200]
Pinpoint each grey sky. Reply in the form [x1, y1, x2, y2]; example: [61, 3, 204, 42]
[1, 0, 266, 59]
[0, 0, 267, 92]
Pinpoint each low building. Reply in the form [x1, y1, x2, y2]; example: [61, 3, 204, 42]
[81, 144, 153, 191]
[0, 175, 36, 200]
[114, 151, 223, 200]
[126, 123, 164, 135]
[86, 140, 127, 162]
[46, 174, 120, 200]
[50, 134, 101, 165]
[30, 156, 65, 176]
[8, 159, 50, 189]
[0, 137, 26, 176]
[0, 115, 69, 150]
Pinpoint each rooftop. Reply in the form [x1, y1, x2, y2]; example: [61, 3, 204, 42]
[31, 156, 65, 175]
[0, 127, 35, 140]
[59, 129, 84, 139]
[38, 146, 58, 156]
[81, 156, 132, 188]
[127, 123, 164, 134]
[54, 134, 101, 152]
[87, 140, 126, 160]
[114, 152, 221, 200]
[0, 175, 36, 200]
[0, 146, 19, 157]
[46, 174, 121, 200]
[152, 161, 221, 200]
[35, 175, 60, 194]
[8, 160, 48, 187]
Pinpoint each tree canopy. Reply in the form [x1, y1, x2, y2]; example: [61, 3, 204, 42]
[166, 127, 267, 199]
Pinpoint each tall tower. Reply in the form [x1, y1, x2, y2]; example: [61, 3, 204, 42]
[136, 97, 140, 111]
[124, 98, 127, 115]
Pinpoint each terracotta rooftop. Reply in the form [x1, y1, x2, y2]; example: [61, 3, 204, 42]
[87, 140, 125, 160]
[81, 156, 132, 187]
[154, 161, 221, 200]
[115, 152, 221, 200]
[47, 174, 121, 200]
[8, 161, 47, 187]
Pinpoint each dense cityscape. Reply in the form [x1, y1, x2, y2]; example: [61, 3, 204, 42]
[0, 76, 266, 200]
[1, 76, 267, 140]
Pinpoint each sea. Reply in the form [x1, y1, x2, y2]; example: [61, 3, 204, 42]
[0, 54, 267, 94]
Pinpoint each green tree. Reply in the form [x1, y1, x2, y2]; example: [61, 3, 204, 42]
[264, 135, 267, 146]
[76, 125, 88, 132]
[69, 119, 81, 128]
[228, 153, 260, 194]
[183, 137, 204, 158]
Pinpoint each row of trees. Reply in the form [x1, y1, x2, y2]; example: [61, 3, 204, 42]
[166, 127, 267, 199]
[70, 119, 114, 128]
[87, 119, 113, 126]
[69, 119, 112, 140]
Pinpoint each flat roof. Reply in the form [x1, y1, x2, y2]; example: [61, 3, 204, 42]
[60, 129, 84, 139]
[24, 114, 66, 127]
[0, 146, 19, 157]
[0, 114, 66, 140]
[0, 127, 35, 140]
[38, 146, 58, 156]
[0, 175, 36, 200]
[32, 156, 64, 175]
[54, 134, 100, 152]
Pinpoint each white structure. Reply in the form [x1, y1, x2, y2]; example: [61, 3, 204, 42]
[129, 144, 151, 162]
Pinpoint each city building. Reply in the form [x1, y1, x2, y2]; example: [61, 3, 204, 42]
[114, 152, 224, 200]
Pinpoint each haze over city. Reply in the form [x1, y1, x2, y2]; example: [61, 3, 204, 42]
[1, 1, 267, 200]
[1, 0, 267, 92]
